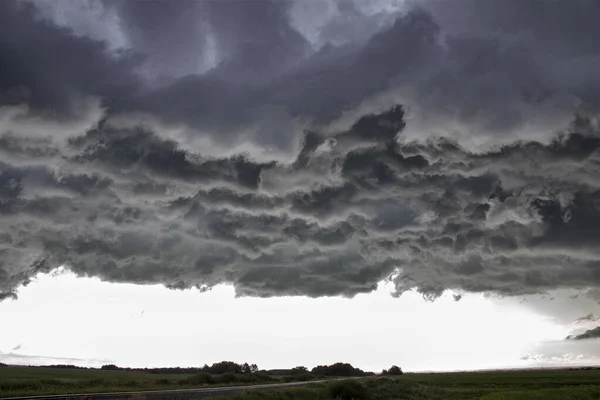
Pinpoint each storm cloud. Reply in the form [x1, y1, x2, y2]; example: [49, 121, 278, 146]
[2, 0, 600, 300]
[567, 327, 600, 341]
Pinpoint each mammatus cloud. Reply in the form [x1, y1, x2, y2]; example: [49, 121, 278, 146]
[2, 0, 600, 300]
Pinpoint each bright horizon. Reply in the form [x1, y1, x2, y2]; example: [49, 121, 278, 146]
[1, 268, 590, 373]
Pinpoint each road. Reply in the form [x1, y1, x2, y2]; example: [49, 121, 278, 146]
[1, 380, 332, 400]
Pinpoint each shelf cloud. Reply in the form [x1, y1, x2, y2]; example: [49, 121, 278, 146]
[2, 0, 600, 301]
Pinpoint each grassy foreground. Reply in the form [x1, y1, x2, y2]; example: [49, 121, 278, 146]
[0, 366, 286, 397]
[215, 369, 600, 400]
[2, 367, 600, 399]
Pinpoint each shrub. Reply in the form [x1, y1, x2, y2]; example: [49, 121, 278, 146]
[287, 374, 314, 382]
[290, 366, 309, 375]
[326, 380, 368, 400]
[253, 372, 273, 382]
[188, 372, 215, 385]
[216, 373, 237, 384]
[235, 374, 259, 384]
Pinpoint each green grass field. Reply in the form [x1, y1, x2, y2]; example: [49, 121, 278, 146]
[214, 369, 600, 400]
[2, 367, 600, 399]
[0, 366, 280, 397]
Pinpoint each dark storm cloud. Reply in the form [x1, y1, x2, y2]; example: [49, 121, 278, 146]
[0, 1, 141, 116]
[2, 0, 600, 300]
[314, 0, 401, 47]
[107, 0, 309, 81]
[107, 0, 211, 78]
[421, 0, 600, 56]
[205, 0, 310, 81]
[409, 0, 600, 128]
[74, 3, 438, 150]
[110, 0, 600, 154]
[567, 327, 600, 341]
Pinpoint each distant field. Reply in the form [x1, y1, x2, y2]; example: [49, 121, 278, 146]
[403, 368, 600, 390]
[397, 369, 600, 399]
[2, 367, 600, 399]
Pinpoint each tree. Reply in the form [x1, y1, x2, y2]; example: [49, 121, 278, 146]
[290, 366, 308, 375]
[188, 372, 215, 385]
[199, 361, 259, 374]
[204, 361, 242, 374]
[311, 362, 367, 377]
[382, 365, 403, 376]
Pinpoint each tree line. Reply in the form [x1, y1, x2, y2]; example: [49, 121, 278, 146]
[100, 361, 258, 374]
[22, 361, 403, 376]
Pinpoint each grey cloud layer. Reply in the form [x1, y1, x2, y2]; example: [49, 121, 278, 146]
[2, 0, 600, 299]
[0, 2, 141, 116]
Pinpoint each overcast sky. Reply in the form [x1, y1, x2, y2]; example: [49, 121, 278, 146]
[2, 0, 600, 371]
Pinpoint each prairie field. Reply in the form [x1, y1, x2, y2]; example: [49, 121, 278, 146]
[0, 365, 276, 397]
[2, 366, 600, 399]
[217, 369, 600, 400]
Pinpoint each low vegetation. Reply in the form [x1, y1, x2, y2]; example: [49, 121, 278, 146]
[0, 361, 356, 398]
[3, 365, 600, 399]
[215, 369, 600, 400]
[0, 365, 274, 397]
